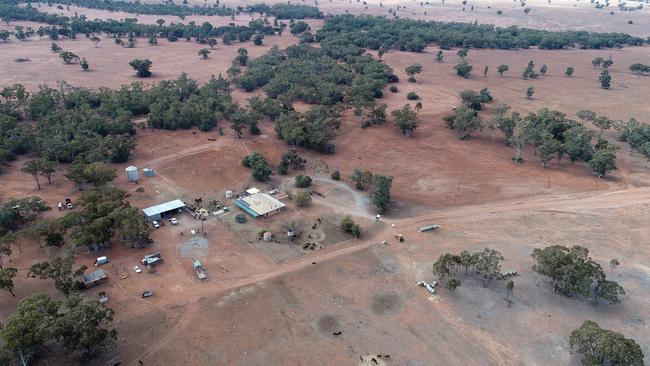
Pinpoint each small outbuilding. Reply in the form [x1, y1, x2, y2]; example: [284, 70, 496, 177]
[82, 269, 108, 288]
[235, 192, 286, 218]
[143, 199, 186, 221]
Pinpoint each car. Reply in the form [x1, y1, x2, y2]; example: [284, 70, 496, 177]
[170, 218, 178, 225]
[152, 220, 160, 228]
[133, 265, 142, 273]
[268, 188, 279, 195]
[235, 214, 247, 224]
[141, 290, 154, 298]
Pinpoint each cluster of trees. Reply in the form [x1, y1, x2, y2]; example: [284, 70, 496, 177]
[315, 15, 646, 54]
[339, 215, 361, 237]
[629, 63, 650, 74]
[570, 321, 644, 365]
[349, 169, 393, 213]
[432, 248, 506, 291]
[1, 293, 116, 363]
[235, 44, 396, 152]
[532, 245, 625, 304]
[242, 152, 272, 181]
[0, 83, 137, 178]
[455, 104, 620, 176]
[619, 118, 650, 160]
[277, 149, 306, 175]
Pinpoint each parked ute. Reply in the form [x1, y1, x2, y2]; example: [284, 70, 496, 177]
[65, 198, 73, 209]
[94, 256, 109, 266]
[170, 218, 178, 225]
[141, 290, 154, 298]
[152, 220, 160, 228]
[133, 265, 142, 273]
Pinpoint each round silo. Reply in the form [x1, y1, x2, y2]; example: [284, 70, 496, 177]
[125, 166, 138, 182]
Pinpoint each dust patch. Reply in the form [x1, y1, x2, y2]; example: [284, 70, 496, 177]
[315, 314, 342, 335]
[177, 236, 209, 258]
[371, 291, 403, 316]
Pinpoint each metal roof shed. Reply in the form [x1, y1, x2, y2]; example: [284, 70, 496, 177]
[142, 199, 186, 221]
[82, 269, 108, 288]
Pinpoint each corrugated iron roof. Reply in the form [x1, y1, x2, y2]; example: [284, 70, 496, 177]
[142, 199, 186, 217]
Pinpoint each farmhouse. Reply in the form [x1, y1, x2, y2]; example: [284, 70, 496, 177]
[235, 192, 286, 218]
[143, 199, 186, 221]
[82, 269, 108, 288]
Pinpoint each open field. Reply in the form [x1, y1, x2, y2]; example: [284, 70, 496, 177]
[1, 0, 650, 365]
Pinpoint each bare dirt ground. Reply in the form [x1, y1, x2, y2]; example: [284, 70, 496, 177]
[1, 1, 650, 365]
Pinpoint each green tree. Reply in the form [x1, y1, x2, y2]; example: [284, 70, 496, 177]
[454, 61, 473, 78]
[565, 66, 574, 76]
[570, 320, 644, 366]
[59, 51, 79, 64]
[434, 50, 444, 63]
[447, 107, 482, 140]
[294, 175, 312, 188]
[526, 86, 535, 99]
[148, 34, 157, 45]
[473, 248, 504, 287]
[0, 267, 18, 296]
[370, 174, 392, 213]
[564, 125, 594, 163]
[592, 57, 604, 68]
[207, 38, 217, 48]
[28, 256, 87, 295]
[293, 190, 312, 207]
[54, 294, 117, 361]
[90, 36, 100, 47]
[593, 116, 613, 134]
[340, 215, 361, 237]
[51, 42, 62, 53]
[456, 48, 468, 60]
[198, 48, 210, 59]
[602, 58, 613, 69]
[540, 64, 548, 75]
[83, 162, 117, 187]
[129, 58, 153, 77]
[243, 153, 272, 182]
[391, 104, 419, 136]
[589, 145, 619, 178]
[599, 69, 611, 89]
[445, 277, 461, 292]
[0, 293, 59, 363]
[522, 60, 537, 79]
[576, 110, 596, 124]
[536, 133, 563, 168]
[497, 64, 509, 76]
[21, 159, 42, 190]
[80, 58, 89, 71]
[330, 170, 340, 180]
[405, 64, 423, 82]
[253, 34, 264, 45]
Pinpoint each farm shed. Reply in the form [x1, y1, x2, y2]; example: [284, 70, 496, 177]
[142, 199, 186, 221]
[235, 193, 286, 218]
[82, 269, 108, 288]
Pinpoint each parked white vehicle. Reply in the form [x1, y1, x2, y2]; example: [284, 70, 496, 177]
[152, 220, 160, 228]
[170, 218, 178, 225]
[133, 265, 142, 273]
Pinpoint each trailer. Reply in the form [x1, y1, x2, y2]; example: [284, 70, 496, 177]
[98, 291, 108, 304]
[419, 224, 440, 232]
[192, 259, 208, 281]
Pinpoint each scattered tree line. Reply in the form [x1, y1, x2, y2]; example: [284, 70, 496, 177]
[0, 2, 281, 44]
[6, 0, 321, 19]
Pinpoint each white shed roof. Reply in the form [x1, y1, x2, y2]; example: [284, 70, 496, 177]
[239, 193, 286, 216]
[246, 187, 261, 195]
[143, 199, 186, 217]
